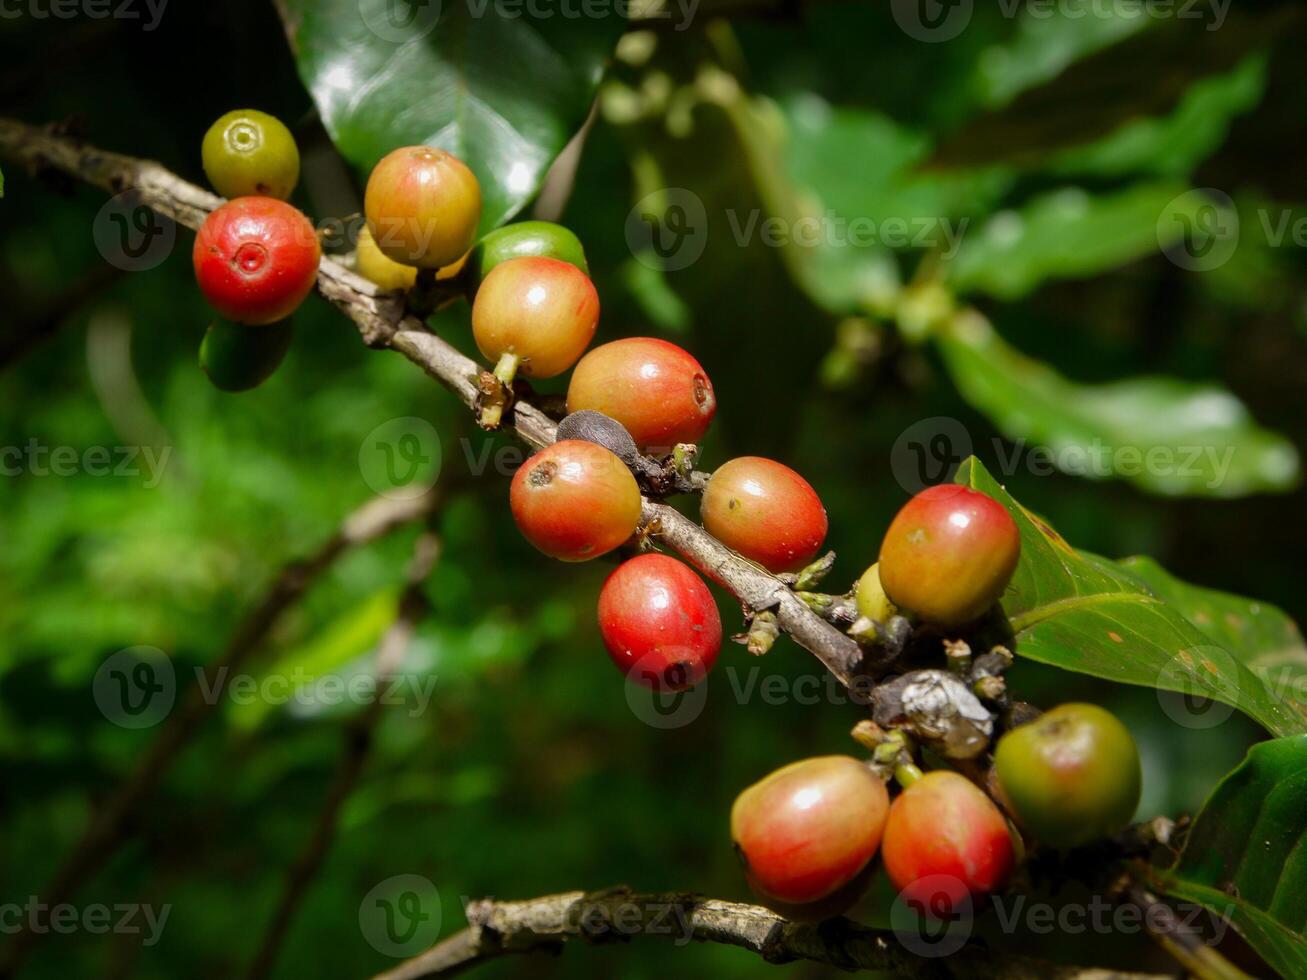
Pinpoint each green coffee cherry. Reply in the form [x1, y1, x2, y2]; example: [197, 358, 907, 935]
[855, 562, 897, 623]
[994, 703, 1141, 848]
[464, 221, 588, 295]
[201, 110, 300, 200]
[200, 319, 294, 392]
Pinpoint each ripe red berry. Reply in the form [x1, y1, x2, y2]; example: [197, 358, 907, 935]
[878, 485, 1020, 628]
[472, 256, 599, 381]
[509, 440, 641, 562]
[994, 703, 1141, 848]
[598, 554, 721, 691]
[566, 338, 717, 455]
[193, 197, 320, 325]
[364, 145, 481, 269]
[700, 457, 828, 573]
[881, 771, 1014, 916]
[731, 756, 889, 906]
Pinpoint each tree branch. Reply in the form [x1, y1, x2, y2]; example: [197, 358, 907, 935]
[0, 116, 863, 683]
[0, 488, 438, 976]
[245, 531, 443, 980]
[369, 887, 1171, 980]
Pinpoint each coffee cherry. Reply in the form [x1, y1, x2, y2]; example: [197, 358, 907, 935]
[731, 756, 889, 906]
[881, 771, 1014, 916]
[201, 109, 299, 200]
[199, 318, 294, 392]
[598, 554, 721, 691]
[355, 225, 417, 291]
[509, 440, 641, 562]
[994, 703, 1141, 848]
[465, 220, 588, 294]
[855, 563, 897, 623]
[472, 256, 599, 383]
[193, 197, 320, 325]
[555, 410, 642, 470]
[364, 145, 481, 269]
[878, 485, 1020, 628]
[567, 338, 716, 455]
[700, 457, 827, 573]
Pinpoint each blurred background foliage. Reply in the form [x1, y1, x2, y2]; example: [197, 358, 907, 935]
[2, 1, 1306, 976]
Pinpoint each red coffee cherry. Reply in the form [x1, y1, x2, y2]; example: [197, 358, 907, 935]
[700, 457, 828, 573]
[731, 756, 889, 906]
[509, 440, 641, 562]
[878, 485, 1020, 628]
[472, 256, 599, 381]
[994, 703, 1141, 848]
[881, 771, 1015, 916]
[598, 554, 721, 691]
[364, 145, 481, 269]
[566, 338, 716, 455]
[193, 197, 320, 325]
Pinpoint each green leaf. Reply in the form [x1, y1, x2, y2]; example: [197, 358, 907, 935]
[946, 181, 1202, 299]
[955, 457, 1307, 737]
[932, 10, 1286, 169]
[279, 0, 624, 230]
[1155, 736, 1307, 979]
[1120, 556, 1307, 711]
[936, 311, 1300, 496]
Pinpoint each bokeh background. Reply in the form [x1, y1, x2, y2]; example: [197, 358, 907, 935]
[2, 1, 1305, 977]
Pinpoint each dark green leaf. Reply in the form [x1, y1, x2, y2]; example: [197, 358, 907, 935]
[279, 0, 623, 230]
[931, 10, 1288, 169]
[955, 457, 1307, 736]
[1155, 736, 1307, 979]
[937, 312, 1300, 496]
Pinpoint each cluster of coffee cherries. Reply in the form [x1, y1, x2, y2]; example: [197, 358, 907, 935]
[189, 113, 1144, 923]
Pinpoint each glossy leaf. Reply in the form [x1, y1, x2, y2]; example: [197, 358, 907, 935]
[1155, 736, 1307, 979]
[955, 457, 1307, 736]
[946, 182, 1205, 299]
[937, 311, 1299, 496]
[279, 0, 623, 230]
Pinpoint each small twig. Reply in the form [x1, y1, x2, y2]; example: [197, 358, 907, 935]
[369, 886, 1171, 980]
[245, 532, 442, 980]
[0, 489, 438, 975]
[1128, 885, 1254, 980]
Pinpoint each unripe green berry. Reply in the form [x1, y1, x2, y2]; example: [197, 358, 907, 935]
[465, 220, 588, 295]
[201, 110, 300, 200]
[855, 563, 897, 623]
[994, 703, 1141, 848]
[200, 319, 294, 392]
